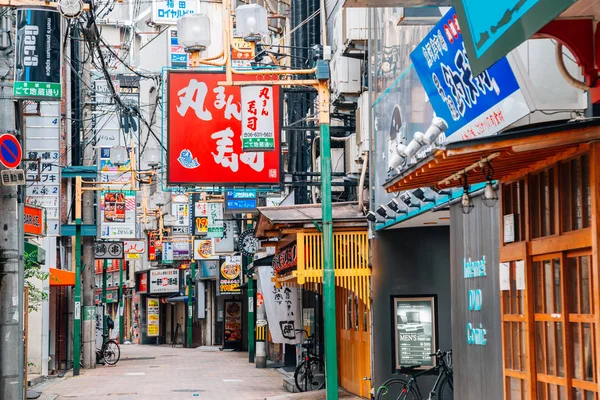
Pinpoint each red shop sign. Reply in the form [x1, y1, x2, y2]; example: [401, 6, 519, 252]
[272, 244, 297, 274]
[167, 71, 281, 185]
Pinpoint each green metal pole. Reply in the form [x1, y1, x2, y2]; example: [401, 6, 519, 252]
[73, 220, 82, 376]
[246, 215, 255, 363]
[103, 259, 108, 338]
[318, 80, 339, 399]
[187, 261, 196, 348]
[119, 258, 124, 344]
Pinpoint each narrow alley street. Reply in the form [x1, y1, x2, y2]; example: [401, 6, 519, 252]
[35, 345, 288, 400]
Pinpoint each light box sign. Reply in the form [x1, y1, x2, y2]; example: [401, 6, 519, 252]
[225, 189, 257, 211]
[152, 0, 195, 25]
[24, 205, 44, 236]
[14, 9, 61, 100]
[150, 269, 179, 294]
[454, 0, 576, 76]
[410, 8, 530, 143]
[167, 72, 281, 185]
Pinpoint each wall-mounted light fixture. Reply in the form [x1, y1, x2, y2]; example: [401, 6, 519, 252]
[481, 161, 499, 208]
[387, 199, 408, 215]
[366, 211, 384, 224]
[399, 191, 421, 209]
[376, 205, 395, 220]
[412, 188, 436, 204]
[460, 175, 474, 215]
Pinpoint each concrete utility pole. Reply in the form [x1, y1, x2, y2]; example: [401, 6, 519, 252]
[0, 10, 23, 398]
[80, 27, 96, 370]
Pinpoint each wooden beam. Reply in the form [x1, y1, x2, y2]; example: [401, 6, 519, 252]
[500, 145, 585, 183]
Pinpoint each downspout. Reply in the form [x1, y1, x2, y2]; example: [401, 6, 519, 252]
[358, 151, 368, 213]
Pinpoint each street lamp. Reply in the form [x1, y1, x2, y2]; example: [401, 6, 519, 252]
[177, 13, 212, 66]
[110, 146, 128, 166]
[145, 148, 161, 169]
[235, 4, 268, 42]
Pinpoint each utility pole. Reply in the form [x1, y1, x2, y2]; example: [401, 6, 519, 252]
[245, 215, 255, 363]
[80, 22, 96, 370]
[186, 261, 195, 348]
[0, 10, 23, 398]
[119, 259, 124, 344]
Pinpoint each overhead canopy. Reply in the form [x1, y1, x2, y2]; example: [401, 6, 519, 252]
[49, 268, 75, 287]
[256, 202, 366, 238]
[384, 120, 600, 192]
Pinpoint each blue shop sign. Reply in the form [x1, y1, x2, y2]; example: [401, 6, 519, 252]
[226, 189, 257, 200]
[226, 199, 257, 211]
[410, 7, 530, 143]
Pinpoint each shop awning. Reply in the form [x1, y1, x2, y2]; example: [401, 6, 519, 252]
[256, 202, 367, 238]
[384, 120, 600, 192]
[49, 268, 76, 287]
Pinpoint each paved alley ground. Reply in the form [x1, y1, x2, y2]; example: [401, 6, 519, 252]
[35, 344, 289, 400]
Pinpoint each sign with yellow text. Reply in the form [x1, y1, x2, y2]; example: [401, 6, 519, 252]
[147, 298, 160, 337]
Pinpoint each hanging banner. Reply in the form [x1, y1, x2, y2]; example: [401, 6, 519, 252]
[257, 266, 301, 344]
[14, 9, 62, 100]
[219, 256, 242, 294]
[147, 298, 160, 337]
[241, 86, 275, 151]
[207, 202, 224, 238]
[410, 7, 530, 143]
[167, 72, 281, 185]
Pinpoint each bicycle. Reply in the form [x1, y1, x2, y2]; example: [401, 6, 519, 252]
[375, 349, 453, 400]
[293, 329, 326, 392]
[80, 334, 121, 367]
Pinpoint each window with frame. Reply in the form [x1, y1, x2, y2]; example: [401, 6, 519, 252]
[502, 180, 527, 243]
[559, 154, 591, 233]
[529, 168, 556, 239]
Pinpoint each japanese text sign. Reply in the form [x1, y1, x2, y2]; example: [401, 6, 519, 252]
[241, 86, 276, 151]
[454, 0, 576, 76]
[147, 298, 159, 336]
[167, 72, 281, 185]
[152, 0, 195, 25]
[219, 256, 242, 295]
[150, 269, 179, 293]
[410, 8, 530, 143]
[207, 202, 224, 238]
[225, 189, 257, 211]
[272, 244, 298, 275]
[14, 9, 62, 100]
[24, 205, 44, 235]
[194, 239, 218, 260]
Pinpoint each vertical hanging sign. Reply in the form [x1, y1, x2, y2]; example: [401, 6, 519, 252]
[14, 9, 62, 100]
[207, 202, 224, 238]
[241, 86, 275, 151]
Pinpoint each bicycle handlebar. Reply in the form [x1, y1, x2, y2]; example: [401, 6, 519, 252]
[429, 349, 452, 357]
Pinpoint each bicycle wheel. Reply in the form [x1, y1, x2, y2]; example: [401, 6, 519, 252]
[294, 357, 325, 392]
[375, 378, 419, 400]
[438, 374, 453, 400]
[102, 340, 120, 365]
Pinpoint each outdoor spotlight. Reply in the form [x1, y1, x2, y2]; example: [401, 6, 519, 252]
[146, 148, 161, 169]
[388, 151, 406, 170]
[366, 211, 383, 224]
[177, 14, 212, 53]
[412, 188, 435, 204]
[399, 192, 420, 209]
[387, 199, 407, 215]
[460, 190, 474, 214]
[430, 186, 453, 197]
[235, 4, 269, 42]
[58, 0, 84, 18]
[403, 131, 425, 159]
[482, 181, 499, 208]
[422, 117, 449, 145]
[376, 205, 394, 220]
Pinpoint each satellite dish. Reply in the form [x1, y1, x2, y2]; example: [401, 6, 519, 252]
[58, 0, 84, 18]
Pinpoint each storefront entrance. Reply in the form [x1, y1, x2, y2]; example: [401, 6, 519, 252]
[337, 287, 370, 398]
[500, 150, 599, 399]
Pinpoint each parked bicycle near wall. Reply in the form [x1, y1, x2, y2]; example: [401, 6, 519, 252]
[79, 333, 121, 367]
[376, 349, 453, 400]
[293, 329, 326, 392]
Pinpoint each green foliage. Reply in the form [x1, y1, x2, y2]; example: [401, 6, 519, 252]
[24, 249, 49, 313]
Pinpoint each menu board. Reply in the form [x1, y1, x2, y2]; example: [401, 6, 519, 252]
[147, 298, 160, 337]
[224, 300, 242, 346]
[394, 297, 436, 369]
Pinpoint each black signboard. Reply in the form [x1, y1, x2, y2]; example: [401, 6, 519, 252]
[14, 9, 61, 100]
[393, 296, 437, 369]
[94, 241, 124, 259]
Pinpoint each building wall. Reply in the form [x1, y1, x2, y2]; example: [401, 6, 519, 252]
[371, 226, 452, 389]
[449, 196, 503, 400]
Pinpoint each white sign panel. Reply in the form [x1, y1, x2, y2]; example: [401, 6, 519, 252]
[124, 240, 146, 254]
[149, 269, 179, 293]
[214, 221, 235, 253]
[172, 202, 189, 226]
[257, 265, 301, 345]
[25, 102, 61, 235]
[241, 85, 275, 151]
[152, 0, 195, 25]
[207, 202, 224, 238]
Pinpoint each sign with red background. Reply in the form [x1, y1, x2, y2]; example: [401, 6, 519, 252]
[167, 72, 281, 185]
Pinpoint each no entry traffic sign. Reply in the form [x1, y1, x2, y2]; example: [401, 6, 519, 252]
[0, 134, 22, 169]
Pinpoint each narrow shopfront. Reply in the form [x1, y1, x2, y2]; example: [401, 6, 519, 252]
[383, 121, 600, 399]
[256, 202, 371, 398]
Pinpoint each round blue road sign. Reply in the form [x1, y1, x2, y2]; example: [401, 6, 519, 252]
[0, 134, 22, 169]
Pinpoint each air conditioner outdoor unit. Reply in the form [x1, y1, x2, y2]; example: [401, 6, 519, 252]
[397, 7, 449, 25]
[330, 53, 362, 97]
[334, 7, 369, 51]
[345, 133, 360, 175]
[356, 92, 370, 155]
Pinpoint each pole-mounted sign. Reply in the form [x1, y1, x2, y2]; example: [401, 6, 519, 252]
[13, 8, 62, 100]
[94, 241, 124, 259]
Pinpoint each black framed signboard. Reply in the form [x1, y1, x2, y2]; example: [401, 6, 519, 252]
[392, 296, 437, 370]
